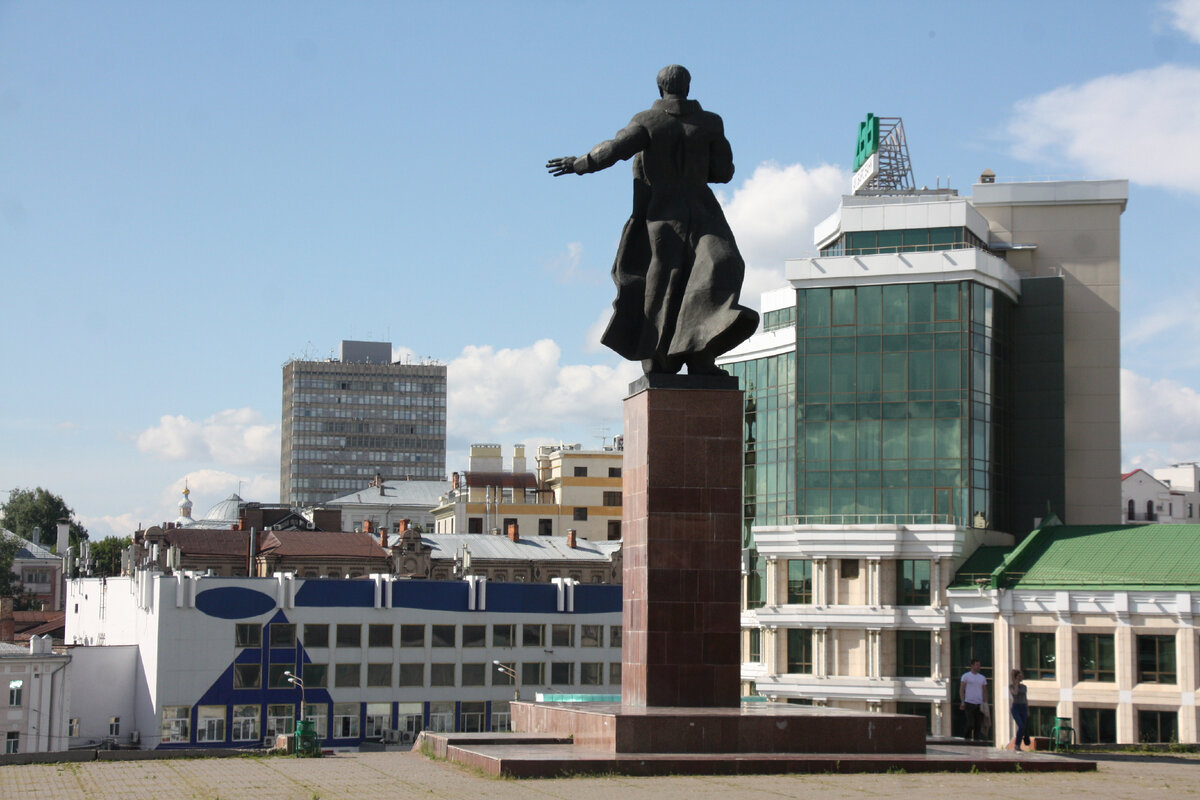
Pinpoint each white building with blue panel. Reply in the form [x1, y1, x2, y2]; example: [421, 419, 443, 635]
[64, 571, 621, 750]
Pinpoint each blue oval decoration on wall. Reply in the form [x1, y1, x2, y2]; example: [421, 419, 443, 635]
[195, 586, 276, 619]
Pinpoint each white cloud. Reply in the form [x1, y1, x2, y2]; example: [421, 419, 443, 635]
[1121, 368, 1200, 468]
[546, 241, 599, 285]
[77, 511, 141, 541]
[56, 421, 78, 432]
[718, 161, 848, 304]
[583, 307, 612, 353]
[162, 469, 278, 511]
[1166, 0, 1200, 43]
[448, 339, 639, 442]
[136, 408, 279, 466]
[1007, 65, 1200, 193]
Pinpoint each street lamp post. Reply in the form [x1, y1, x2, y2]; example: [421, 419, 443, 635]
[492, 660, 519, 702]
[283, 670, 306, 721]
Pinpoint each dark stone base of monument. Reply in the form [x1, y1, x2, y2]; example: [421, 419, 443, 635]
[510, 701, 926, 754]
[620, 381, 742, 707]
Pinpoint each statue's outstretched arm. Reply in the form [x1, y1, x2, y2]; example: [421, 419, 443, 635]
[547, 121, 650, 178]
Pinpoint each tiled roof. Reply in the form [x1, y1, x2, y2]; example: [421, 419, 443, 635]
[386, 532, 619, 562]
[989, 523, 1200, 590]
[1, 529, 57, 560]
[164, 529, 253, 557]
[323, 480, 451, 508]
[258, 530, 388, 559]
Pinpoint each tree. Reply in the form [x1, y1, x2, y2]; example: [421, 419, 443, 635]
[89, 536, 130, 577]
[0, 533, 19, 597]
[1, 487, 89, 552]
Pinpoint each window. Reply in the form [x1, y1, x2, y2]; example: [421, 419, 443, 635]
[233, 664, 261, 689]
[303, 663, 328, 688]
[431, 624, 457, 647]
[303, 624, 329, 648]
[786, 629, 813, 673]
[551, 662, 574, 685]
[235, 624, 262, 648]
[1019, 632, 1056, 680]
[196, 706, 225, 742]
[364, 703, 390, 738]
[1027, 706, 1057, 739]
[609, 662, 622, 684]
[749, 628, 761, 662]
[266, 704, 294, 739]
[335, 663, 361, 688]
[895, 702, 932, 734]
[270, 623, 296, 648]
[609, 626, 622, 648]
[307, 706, 328, 739]
[581, 625, 602, 647]
[573, 507, 588, 521]
[1079, 633, 1116, 681]
[69, 718, 79, 738]
[430, 663, 456, 686]
[397, 663, 424, 687]
[523, 624, 545, 647]
[161, 706, 190, 743]
[468, 517, 483, 533]
[574, 466, 588, 477]
[787, 560, 812, 604]
[268, 664, 294, 689]
[461, 663, 486, 686]
[368, 624, 393, 648]
[608, 467, 622, 478]
[552, 624, 574, 647]
[5, 731, 17, 754]
[1137, 635, 1176, 684]
[841, 559, 859, 579]
[607, 520, 621, 540]
[896, 630, 931, 677]
[580, 662, 604, 685]
[333, 703, 359, 738]
[493, 661, 515, 686]
[231, 704, 259, 742]
[109, 716, 120, 737]
[8, 679, 23, 706]
[1138, 709, 1179, 744]
[400, 624, 425, 647]
[896, 560, 931, 606]
[603, 491, 622, 506]
[538, 518, 553, 536]
[493, 624, 515, 647]
[336, 624, 362, 648]
[462, 625, 486, 647]
[366, 663, 392, 687]
[522, 662, 545, 685]
[1079, 707, 1117, 744]
[503, 517, 517, 533]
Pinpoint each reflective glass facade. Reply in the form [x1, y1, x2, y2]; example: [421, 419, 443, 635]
[796, 281, 1012, 529]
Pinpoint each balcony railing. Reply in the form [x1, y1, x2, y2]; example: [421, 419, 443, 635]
[783, 513, 967, 527]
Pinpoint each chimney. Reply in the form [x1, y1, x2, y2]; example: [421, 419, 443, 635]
[0, 597, 13, 644]
[399, 518, 410, 533]
[567, 528, 577, 549]
[507, 522, 519, 543]
[451, 472, 460, 490]
[379, 527, 388, 548]
[363, 519, 373, 534]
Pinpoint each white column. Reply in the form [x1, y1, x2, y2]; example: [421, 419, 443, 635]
[868, 559, 881, 607]
[814, 558, 827, 605]
[931, 557, 942, 609]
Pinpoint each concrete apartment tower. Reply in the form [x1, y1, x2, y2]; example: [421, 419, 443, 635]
[719, 130, 1127, 734]
[280, 341, 447, 506]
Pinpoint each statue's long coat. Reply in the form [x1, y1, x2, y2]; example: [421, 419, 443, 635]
[578, 98, 759, 367]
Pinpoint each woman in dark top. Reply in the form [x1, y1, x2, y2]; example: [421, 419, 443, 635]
[1010, 669, 1030, 751]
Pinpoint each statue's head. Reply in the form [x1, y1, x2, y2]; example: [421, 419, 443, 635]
[656, 64, 691, 98]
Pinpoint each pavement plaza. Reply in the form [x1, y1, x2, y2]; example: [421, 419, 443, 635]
[1, 750, 1198, 800]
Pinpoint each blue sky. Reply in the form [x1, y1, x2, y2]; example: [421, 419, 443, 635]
[4, 1, 1200, 537]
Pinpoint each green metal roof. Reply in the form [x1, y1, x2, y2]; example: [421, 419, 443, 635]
[949, 546, 1011, 588]
[990, 524, 1200, 590]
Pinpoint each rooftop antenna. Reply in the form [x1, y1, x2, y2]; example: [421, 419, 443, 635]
[593, 426, 611, 449]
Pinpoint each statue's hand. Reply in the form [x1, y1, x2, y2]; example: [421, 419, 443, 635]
[546, 156, 579, 177]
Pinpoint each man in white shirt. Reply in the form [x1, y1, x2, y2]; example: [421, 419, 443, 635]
[959, 658, 988, 741]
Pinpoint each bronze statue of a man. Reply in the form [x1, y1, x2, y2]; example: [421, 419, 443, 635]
[548, 65, 759, 376]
